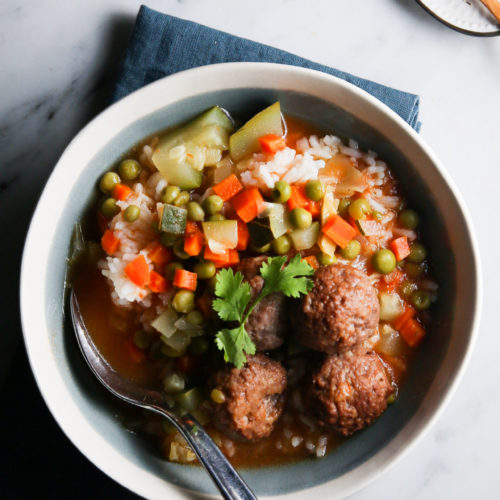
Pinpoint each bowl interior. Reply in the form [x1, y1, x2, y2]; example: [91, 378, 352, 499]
[22, 65, 478, 499]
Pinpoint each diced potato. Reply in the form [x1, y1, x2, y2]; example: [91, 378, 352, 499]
[202, 220, 238, 253]
[379, 292, 404, 321]
[151, 308, 178, 337]
[289, 222, 320, 251]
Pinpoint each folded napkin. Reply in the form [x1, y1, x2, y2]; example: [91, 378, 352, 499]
[112, 6, 420, 130]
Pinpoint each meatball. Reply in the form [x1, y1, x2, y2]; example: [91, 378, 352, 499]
[210, 354, 287, 441]
[296, 264, 379, 353]
[234, 256, 287, 351]
[309, 351, 393, 436]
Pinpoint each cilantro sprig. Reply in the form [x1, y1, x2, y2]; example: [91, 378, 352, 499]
[212, 255, 314, 369]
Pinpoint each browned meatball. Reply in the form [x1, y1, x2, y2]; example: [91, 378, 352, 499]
[296, 264, 379, 353]
[309, 351, 393, 436]
[234, 256, 287, 351]
[210, 354, 287, 441]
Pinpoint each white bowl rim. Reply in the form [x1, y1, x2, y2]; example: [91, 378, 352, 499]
[20, 62, 482, 500]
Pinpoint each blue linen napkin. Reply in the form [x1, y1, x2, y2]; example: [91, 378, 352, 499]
[112, 6, 420, 130]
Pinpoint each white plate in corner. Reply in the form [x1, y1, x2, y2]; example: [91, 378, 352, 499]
[416, 0, 500, 35]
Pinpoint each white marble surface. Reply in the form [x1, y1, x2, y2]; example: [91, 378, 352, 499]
[1, 0, 499, 498]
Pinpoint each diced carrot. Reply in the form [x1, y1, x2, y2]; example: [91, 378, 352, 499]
[235, 218, 249, 251]
[322, 215, 357, 248]
[393, 303, 416, 330]
[287, 185, 310, 211]
[390, 236, 411, 261]
[308, 200, 321, 218]
[399, 318, 426, 347]
[185, 220, 200, 235]
[184, 231, 204, 256]
[258, 134, 286, 154]
[381, 268, 405, 292]
[147, 241, 173, 267]
[213, 174, 243, 201]
[302, 255, 319, 270]
[231, 187, 264, 223]
[175, 355, 199, 375]
[97, 211, 108, 234]
[204, 247, 240, 268]
[101, 230, 120, 255]
[149, 270, 168, 293]
[173, 269, 197, 291]
[112, 183, 133, 201]
[124, 255, 150, 288]
[124, 339, 146, 363]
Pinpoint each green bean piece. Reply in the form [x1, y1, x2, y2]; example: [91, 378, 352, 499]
[187, 201, 205, 221]
[407, 242, 427, 263]
[101, 197, 120, 218]
[161, 185, 181, 204]
[399, 209, 419, 229]
[411, 290, 431, 310]
[271, 235, 291, 255]
[340, 239, 361, 260]
[172, 290, 195, 314]
[271, 180, 291, 203]
[372, 249, 397, 274]
[99, 172, 120, 193]
[165, 262, 183, 280]
[118, 159, 141, 180]
[305, 180, 325, 201]
[348, 198, 371, 220]
[289, 207, 312, 229]
[194, 261, 216, 280]
[123, 205, 140, 222]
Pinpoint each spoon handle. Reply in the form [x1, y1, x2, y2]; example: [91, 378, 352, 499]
[154, 409, 257, 500]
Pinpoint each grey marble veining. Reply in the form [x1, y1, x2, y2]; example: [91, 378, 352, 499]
[1, 0, 499, 498]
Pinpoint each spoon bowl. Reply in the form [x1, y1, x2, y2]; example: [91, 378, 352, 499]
[70, 289, 257, 500]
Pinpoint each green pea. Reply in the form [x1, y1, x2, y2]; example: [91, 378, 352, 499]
[404, 262, 424, 278]
[348, 198, 371, 220]
[187, 201, 205, 221]
[400, 280, 416, 298]
[399, 209, 419, 229]
[99, 172, 120, 193]
[202, 195, 224, 215]
[161, 185, 181, 204]
[411, 290, 431, 310]
[340, 239, 361, 260]
[118, 159, 141, 180]
[271, 235, 291, 255]
[407, 242, 427, 263]
[172, 290, 195, 314]
[101, 197, 120, 218]
[271, 180, 291, 203]
[159, 232, 179, 248]
[194, 261, 216, 280]
[133, 330, 152, 350]
[305, 180, 325, 201]
[189, 336, 210, 356]
[251, 242, 271, 253]
[161, 343, 188, 358]
[372, 249, 396, 274]
[208, 213, 226, 221]
[186, 310, 204, 326]
[163, 372, 186, 394]
[174, 191, 190, 207]
[123, 205, 140, 222]
[317, 252, 336, 266]
[173, 239, 190, 260]
[289, 207, 312, 229]
[338, 198, 351, 215]
[165, 262, 183, 280]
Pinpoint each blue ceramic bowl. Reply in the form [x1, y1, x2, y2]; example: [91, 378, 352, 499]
[20, 63, 481, 499]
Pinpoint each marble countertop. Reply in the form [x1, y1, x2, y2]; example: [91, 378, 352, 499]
[1, 0, 498, 498]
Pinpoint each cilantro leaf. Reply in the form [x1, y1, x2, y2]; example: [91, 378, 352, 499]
[260, 254, 315, 298]
[212, 268, 252, 323]
[215, 326, 256, 369]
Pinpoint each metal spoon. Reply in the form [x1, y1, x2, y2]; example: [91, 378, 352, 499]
[70, 289, 257, 500]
